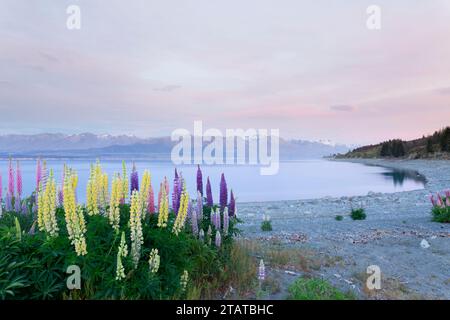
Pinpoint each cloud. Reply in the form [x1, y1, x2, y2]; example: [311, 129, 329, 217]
[330, 105, 356, 112]
[153, 85, 182, 92]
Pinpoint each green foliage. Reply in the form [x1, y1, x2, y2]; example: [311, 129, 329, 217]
[440, 127, 450, 152]
[0, 204, 239, 300]
[432, 206, 450, 223]
[261, 220, 273, 232]
[288, 277, 354, 300]
[335, 215, 343, 221]
[350, 208, 366, 220]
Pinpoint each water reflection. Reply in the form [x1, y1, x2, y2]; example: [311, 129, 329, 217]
[381, 169, 426, 187]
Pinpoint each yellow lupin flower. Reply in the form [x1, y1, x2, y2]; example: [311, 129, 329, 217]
[172, 184, 189, 236]
[157, 185, 169, 228]
[109, 174, 122, 231]
[148, 248, 160, 274]
[121, 161, 129, 203]
[37, 169, 59, 237]
[86, 160, 108, 215]
[129, 190, 144, 268]
[63, 168, 87, 256]
[140, 170, 151, 217]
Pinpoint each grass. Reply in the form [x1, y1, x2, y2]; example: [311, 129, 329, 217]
[261, 220, 273, 232]
[431, 206, 450, 223]
[288, 277, 354, 300]
[350, 208, 366, 220]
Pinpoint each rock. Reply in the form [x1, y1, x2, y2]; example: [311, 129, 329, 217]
[420, 239, 430, 249]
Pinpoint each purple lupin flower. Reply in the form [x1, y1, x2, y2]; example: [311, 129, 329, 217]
[8, 158, 14, 197]
[229, 190, 236, 216]
[14, 196, 21, 213]
[21, 201, 28, 215]
[219, 173, 228, 210]
[206, 177, 213, 207]
[215, 231, 221, 248]
[130, 163, 139, 193]
[210, 209, 215, 225]
[197, 165, 203, 196]
[196, 191, 203, 221]
[172, 175, 180, 213]
[16, 161, 22, 198]
[5, 193, 13, 212]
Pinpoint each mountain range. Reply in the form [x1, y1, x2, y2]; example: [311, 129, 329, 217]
[0, 133, 352, 160]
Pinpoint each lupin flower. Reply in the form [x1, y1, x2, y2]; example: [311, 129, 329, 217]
[16, 160, 22, 198]
[157, 183, 169, 228]
[148, 248, 160, 274]
[215, 230, 221, 248]
[229, 190, 236, 216]
[258, 259, 265, 281]
[86, 165, 99, 216]
[140, 170, 151, 216]
[109, 174, 122, 231]
[430, 194, 436, 207]
[206, 177, 213, 207]
[197, 165, 203, 196]
[37, 169, 59, 237]
[172, 174, 180, 214]
[436, 193, 444, 207]
[223, 207, 229, 235]
[173, 184, 189, 235]
[215, 207, 221, 230]
[207, 225, 212, 245]
[191, 202, 199, 236]
[196, 191, 203, 221]
[36, 158, 42, 191]
[199, 229, 205, 242]
[130, 162, 139, 193]
[180, 270, 189, 292]
[63, 169, 87, 256]
[220, 173, 228, 210]
[7, 158, 14, 198]
[148, 184, 155, 214]
[14, 194, 21, 213]
[130, 190, 144, 268]
[116, 232, 128, 281]
[121, 161, 129, 204]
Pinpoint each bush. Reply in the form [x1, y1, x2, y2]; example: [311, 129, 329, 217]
[0, 204, 240, 300]
[350, 208, 366, 220]
[335, 215, 343, 221]
[261, 220, 272, 232]
[431, 206, 450, 223]
[287, 277, 354, 300]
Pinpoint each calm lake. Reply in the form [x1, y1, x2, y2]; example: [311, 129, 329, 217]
[0, 159, 425, 203]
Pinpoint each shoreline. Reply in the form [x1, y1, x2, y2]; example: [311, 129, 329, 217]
[238, 158, 450, 299]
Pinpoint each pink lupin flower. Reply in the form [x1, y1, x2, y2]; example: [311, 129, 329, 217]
[36, 158, 42, 191]
[16, 161, 22, 197]
[430, 195, 436, 207]
[148, 184, 155, 214]
[436, 193, 444, 207]
[8, 158, 14, 197]
[445, 190, 450, 199]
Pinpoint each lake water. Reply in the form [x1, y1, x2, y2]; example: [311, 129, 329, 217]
[0, 159, 425, 203]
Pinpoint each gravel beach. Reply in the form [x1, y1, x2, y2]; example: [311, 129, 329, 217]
[238, 159, 450, 299]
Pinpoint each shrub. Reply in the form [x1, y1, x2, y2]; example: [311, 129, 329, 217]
[287, 277, 354, 300]
[430, 192, 450, 223]
[261, 215, 272, 232]
[350, 208, 366, 220]
[335, 215, 343, 221]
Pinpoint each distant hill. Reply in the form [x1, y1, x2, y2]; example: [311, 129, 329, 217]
[0, 133, 351, 160]
[337, 127, 450, 159]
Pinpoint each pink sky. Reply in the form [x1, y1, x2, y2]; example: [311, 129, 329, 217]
[0, 0, 449, 145]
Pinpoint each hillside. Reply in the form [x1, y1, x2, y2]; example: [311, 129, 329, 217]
[337, 127, 450, 159]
